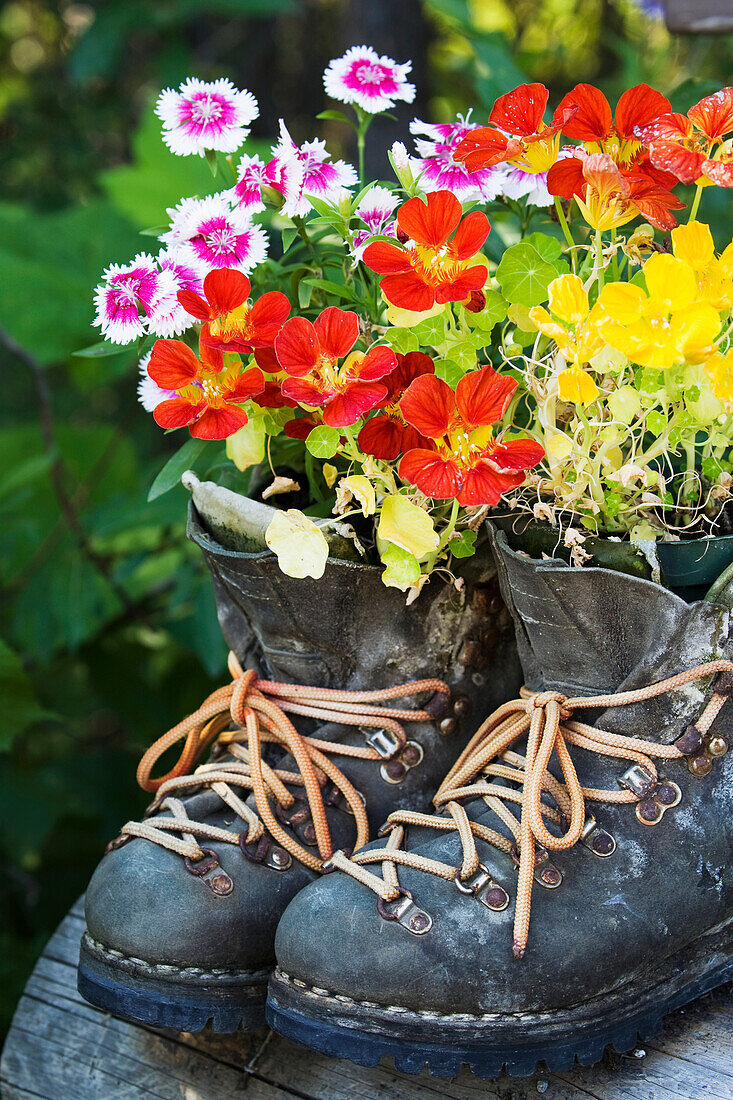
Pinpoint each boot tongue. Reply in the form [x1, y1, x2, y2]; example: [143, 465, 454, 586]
[491, 527, 731, 743]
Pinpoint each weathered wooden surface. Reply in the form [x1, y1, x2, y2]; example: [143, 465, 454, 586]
[664, 0, 733, 33]
[2, 898, 732, 1100]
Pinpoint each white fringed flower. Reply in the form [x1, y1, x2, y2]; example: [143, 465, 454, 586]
[160, 193, 268, 276]
[155, 78, 258, 156]
[323, 46, 415, 113]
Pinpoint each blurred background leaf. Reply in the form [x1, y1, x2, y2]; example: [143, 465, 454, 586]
[2, 0, 733, 1040]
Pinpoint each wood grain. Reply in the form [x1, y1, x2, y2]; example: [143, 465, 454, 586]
[1, 899, 732, 1100]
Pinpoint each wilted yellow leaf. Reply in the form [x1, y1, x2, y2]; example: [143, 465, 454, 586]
[265, 510, 329, 580]
[377, 494, 439, 561]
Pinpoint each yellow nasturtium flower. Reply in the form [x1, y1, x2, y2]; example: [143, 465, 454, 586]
[596, 253, 722, 369]
[671, 222, 733, 311]
[705, 349, 733, 406]
[529, 275, 605, 404]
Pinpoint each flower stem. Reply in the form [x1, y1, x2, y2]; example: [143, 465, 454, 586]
[688, 184, 703, 223]
[554, 196, 575, 252]
[354, 107, 373, 186]
[437, 499, 460, 551]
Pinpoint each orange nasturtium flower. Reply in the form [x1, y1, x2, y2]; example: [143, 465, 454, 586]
[397, 366, 545, 506]
[529, 275, 605, 404]
[636, 87, 733, 187]
[452, 82, 578, 175]
[148, 339, 265, 439]
[178, 267, 291, 353]
[549, 152, 684, 232]
[363, 190, 490, 312]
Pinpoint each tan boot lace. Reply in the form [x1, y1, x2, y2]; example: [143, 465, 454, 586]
[329, 660, 733, 958]
[116, 652, 449, 874]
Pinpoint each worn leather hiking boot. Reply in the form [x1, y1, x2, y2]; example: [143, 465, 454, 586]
[76, 504, 520, 1032]
[267, 524, 733, 1077]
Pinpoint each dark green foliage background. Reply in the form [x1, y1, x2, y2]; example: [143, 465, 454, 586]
[1, 0, 732, 1036]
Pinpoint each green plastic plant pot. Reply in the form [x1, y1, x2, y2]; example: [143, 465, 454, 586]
[657, 535, 733, 591]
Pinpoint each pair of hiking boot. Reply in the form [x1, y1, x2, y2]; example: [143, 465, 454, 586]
[78, 509, 733, 1078]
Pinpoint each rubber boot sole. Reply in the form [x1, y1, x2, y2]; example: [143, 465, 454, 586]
[266, 919, 733, 1078]
[78, 931, 269, 1032]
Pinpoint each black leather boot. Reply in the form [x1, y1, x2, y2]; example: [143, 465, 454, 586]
[267, 523, 733, 1076]
[77, 505, 520, 1032]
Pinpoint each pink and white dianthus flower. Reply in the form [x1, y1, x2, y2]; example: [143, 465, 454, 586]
[228, 149, 304, 214]
[146, 253, 204, 338]
[499, 166, 553, 208]
[93, 253, 178, 345]
[410, 113, 504, 203]
[155, 78, 258, 156]
[350, 185, 398, 263]
[271, 121, 358, 217]
[323, 46, 415, 114]
[160, 194, 268, 277]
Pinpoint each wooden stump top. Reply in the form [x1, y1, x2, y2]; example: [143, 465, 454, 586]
[2, 898, 732, 1099]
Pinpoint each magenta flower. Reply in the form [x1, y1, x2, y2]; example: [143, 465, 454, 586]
[350, 185, 398, 264]
[229, 150, 304, 214]
[323, 46, 415, 114]
[155, 78, 258, 157]
[410, 114, 504, 203]
[147, 253, 204, 338]
[161, 194, 268, 277]
[93, 253, 177, 345]
[271, 121, 358, 218]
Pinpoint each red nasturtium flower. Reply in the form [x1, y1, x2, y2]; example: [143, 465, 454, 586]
[274, 306, 397, 427]
[358, 352, 435, 460]
[362, 190, 489, 312]
[452, 83, 578, 174]
[553, 83, 672, 171]
[148, 339, 264, 439]
[635, 87, 733, 187]
[178, 268, 290, 353]
[549, 151, 684, 231]
[398, 367, 545, 506]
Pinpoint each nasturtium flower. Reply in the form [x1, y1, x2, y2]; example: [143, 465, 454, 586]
[323, 46, 416, 113]
[705, 349, 733, 405]
[409, 113, 504, 202]
[670, 222, 733, 311]
[398, 367, 545, 506]
[636, 87, 733, 186]
[554, 82, 671, 167]
[358, 352, 435, 459]
[155, 78, 258, 156]
[363, 190, 489, 312]
[147, 338, 264, 439]
[452, 83, 577, 175]
[529, 274, 604, 402]
[596, 252, 723, 369]
[177, 268, 290, 353]
[137, 351, 175, 413]
[549, 152, 683, 232]
[274, 307, 397, 427]
[161, 194, 268, 277]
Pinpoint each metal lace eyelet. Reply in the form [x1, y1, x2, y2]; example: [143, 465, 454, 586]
[239, 834, 292, 871]
[184, 846, 234, 895]
[454, 864, 510, 911]
[377, 888, 433, 935]
[635, 780, 681, 827]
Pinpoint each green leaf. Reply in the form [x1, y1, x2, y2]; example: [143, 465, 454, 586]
[448, 529, 477, 559]
[281, 226, 299, 254]
[139, 224, 171, 237]
[316, 110, 357, 130]
[436, 359, 464, 388]
[464, 289, 507, 332]
[385, 327, 420, 355]
[73, 341, 128, 358]
[522, 232, 564, 264]
[0, 638, 52, 750]
[496, 242, 560, 308]
[380, 544, 421, 592]
[297, 280, 314, 309]
[148, 437, 208, 501]
[205, 148, 219, 177]
[302, 277, 356, 301]
[442, 340, 477, 372]
[413, 313, 447, 347]
[305, 425, 341, 459]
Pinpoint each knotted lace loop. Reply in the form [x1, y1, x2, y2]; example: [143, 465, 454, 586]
[333, 659, 733, 958]
[120, 653, 449, 874]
